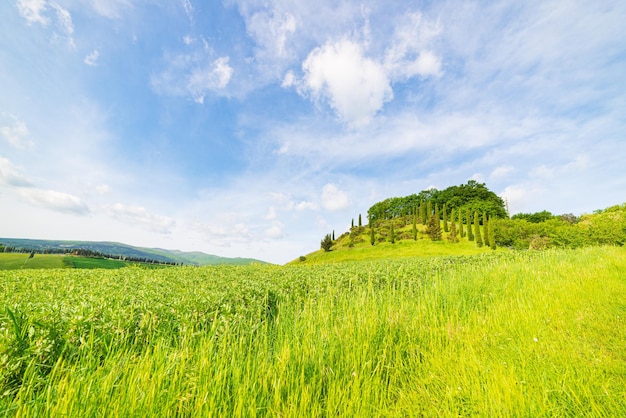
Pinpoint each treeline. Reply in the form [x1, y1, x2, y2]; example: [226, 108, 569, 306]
[367, 180, 507, 222]
[0, 245, 179, 266]
[494, 204, 626, 249]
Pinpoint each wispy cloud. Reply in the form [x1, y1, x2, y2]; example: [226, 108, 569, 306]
[151, 39, 233, 102]
[0, 156, 33, 187]
[84, 50, 100, 66]
[108, 203, 175, 234]
[0, 113, 33, 148]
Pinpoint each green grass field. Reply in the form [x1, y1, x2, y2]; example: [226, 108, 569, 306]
[0, 253, 65, 269]
[1, 247, 625, 416]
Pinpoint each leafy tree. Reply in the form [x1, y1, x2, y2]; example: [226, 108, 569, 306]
[512, 210, 554, 223]
[448, 209, 458, 243]
[475, 211, 483, 247]
[321, 234, 333, 252]
[426, 215, 442, 241]
[443, 203, 449, 232]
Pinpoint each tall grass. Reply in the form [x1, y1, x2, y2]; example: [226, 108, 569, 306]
[1, 247, 625, 416]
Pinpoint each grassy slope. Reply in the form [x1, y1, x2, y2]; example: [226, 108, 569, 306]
[1, 247, 624, 416]
[0, 253, 65, 269]
[293, 220, 495, 264]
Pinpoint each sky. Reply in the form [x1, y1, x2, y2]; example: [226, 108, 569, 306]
[1, 0, 625, 264]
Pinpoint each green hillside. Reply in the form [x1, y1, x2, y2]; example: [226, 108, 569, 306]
[0, 238, 267, 266]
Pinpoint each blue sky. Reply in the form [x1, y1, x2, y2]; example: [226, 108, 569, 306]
[1, 0, 625, 264]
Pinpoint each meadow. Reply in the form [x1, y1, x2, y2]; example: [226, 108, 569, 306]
[1, 246, 625, 416]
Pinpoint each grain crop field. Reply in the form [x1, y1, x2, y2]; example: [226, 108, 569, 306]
[1, 247, 625, 416]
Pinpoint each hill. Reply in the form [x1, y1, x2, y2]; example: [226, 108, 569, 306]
[0, 238, 267, 266]
[293, 180, 626, 264]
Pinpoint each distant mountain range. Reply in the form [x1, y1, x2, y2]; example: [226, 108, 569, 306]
[0, 238, 267, 266]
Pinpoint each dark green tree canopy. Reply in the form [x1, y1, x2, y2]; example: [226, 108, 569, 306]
[367, 180, 507, 222]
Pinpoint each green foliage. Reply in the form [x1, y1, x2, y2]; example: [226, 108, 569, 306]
[390, 223, 395, 244]
[512, 210, 555, 223]
[320, 234, 333, 252]
[370, 225, 375, 246]
[467, 208, 474, 241]
[412, 212, 418, 241]
[474, 211, 483, 247]
[426, 215, 442, 241]
[448, 209, 458, 243]
[488, 218, 496, 250]
[443, 203, 449, 232]
[483, 212, 489, 245]
[358, 214, 362, 227]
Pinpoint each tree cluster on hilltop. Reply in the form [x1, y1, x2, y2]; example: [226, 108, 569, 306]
[367, 180, 507, 222]
[319, 180, 626, 254]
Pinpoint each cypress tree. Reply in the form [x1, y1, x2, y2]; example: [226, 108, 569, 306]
[332, 230, 335, 240]
[448, 209, 458, 242]
[426, 201, 433, 221]
[488, 218, 496, 250]
[358, 214, 362, 227]
[420, 201, 427, 224]
[459, 208, 465, 238]
[351, 218, 354, 228]
[443, 203, 449, 232]
[467, 208, 474, 241]
[412, 210, 418, 240]
[426, 215, 442, 241]
[482, 212, 489, 246]
[474, 211, 483, 247]
[434, 203, 439, 223]
[390, 223, 396, 244]
[370, 224, 375, 246]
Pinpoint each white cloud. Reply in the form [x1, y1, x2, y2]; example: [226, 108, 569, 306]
[152, 44, 233, 102]
[108, 203, 175, 234]
[0, 156, 33, 187]
[192, 221, 251, 247]
[19, 188, 90, 215]
[0, 114, 33, 148]
[321, 183, 350, 211]
[90, 0, 132, 19]
[84, 50, 100, 66]
[384, 12, 442, 79]
[296, 201, 318, 211]
[265, 221, 283, 239]
[302, 39, 392, 126]
[181, 0, 194, 22]
[247, 9, 296, 59]
[16, 0, 49, 25]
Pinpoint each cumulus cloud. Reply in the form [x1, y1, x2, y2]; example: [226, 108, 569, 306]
[187, 57, 233, 102]
[0, 114, 33, 148]
[84, 50, 100, 66]
[19, 188, 90, 214]
[302, 39, 392, 126]
[108, 203, 175, 234]
[321, 183, 349, 211]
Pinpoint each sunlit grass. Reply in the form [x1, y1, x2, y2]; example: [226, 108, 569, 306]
[1, 247, 625, 416]
[0, 253, 65, 269]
